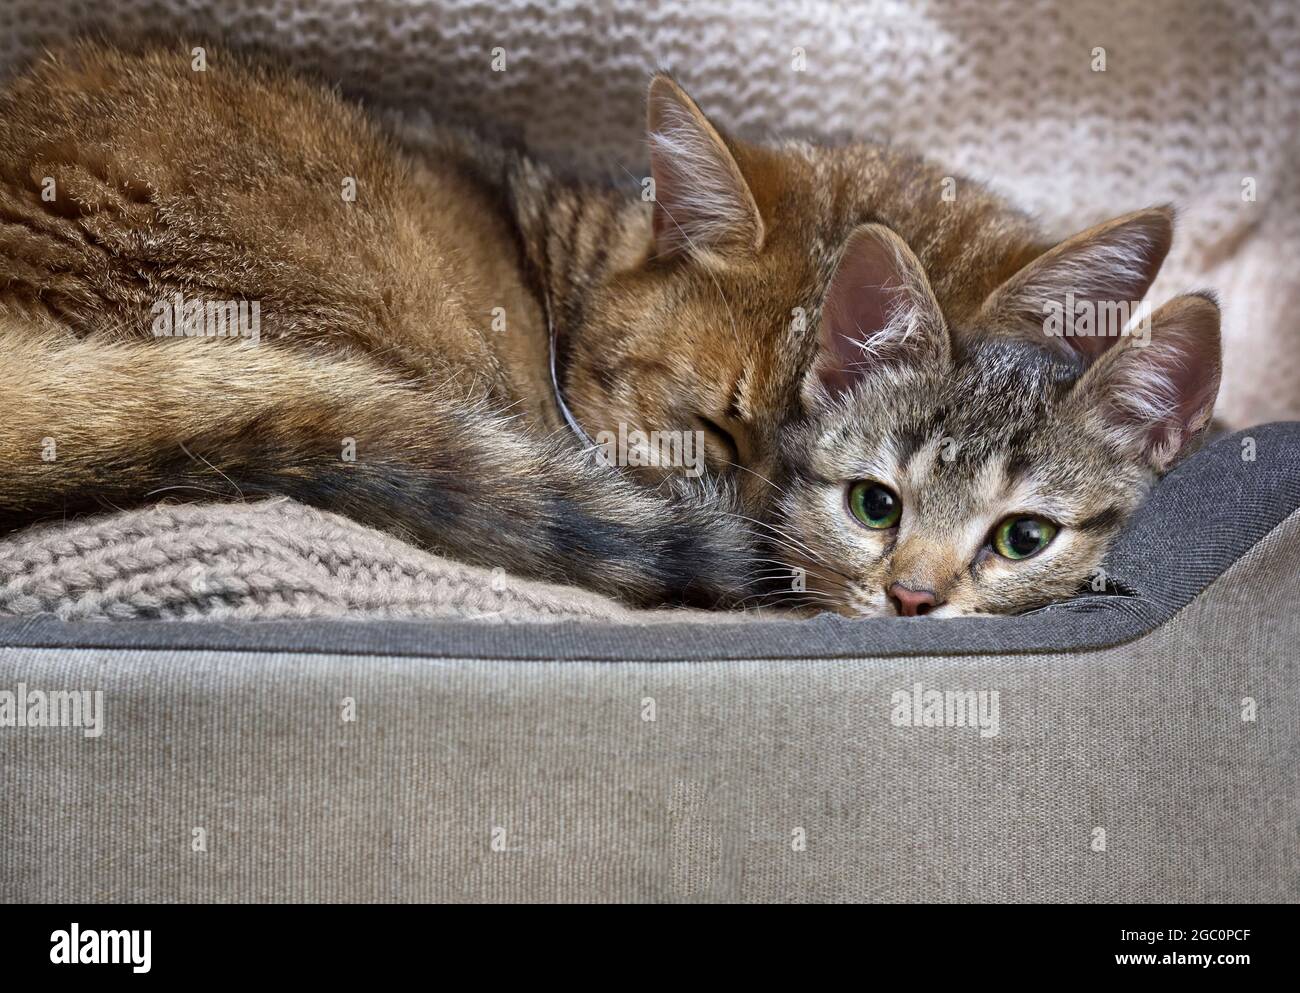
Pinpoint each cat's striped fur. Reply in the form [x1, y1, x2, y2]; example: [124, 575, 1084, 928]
[0, 43, 1221, 614]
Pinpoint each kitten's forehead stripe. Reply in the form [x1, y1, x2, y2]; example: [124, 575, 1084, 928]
[902, 432, 944, 487]
[978, 457, 1010, 504]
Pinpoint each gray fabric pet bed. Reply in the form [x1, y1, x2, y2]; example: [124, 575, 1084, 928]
[2, 422, 1297, 903]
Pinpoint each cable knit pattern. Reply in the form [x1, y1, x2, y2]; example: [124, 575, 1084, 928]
[0, 500, 655, 622]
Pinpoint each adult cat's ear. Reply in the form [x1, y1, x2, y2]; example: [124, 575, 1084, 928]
[808, 223, 948, 401]
[977, 206, 1174, 361]
[646, 74, 764, 260]
[1071, 292, 1222, 472]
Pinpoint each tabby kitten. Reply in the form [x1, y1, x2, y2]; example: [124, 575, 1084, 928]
[0, 43, 1221, 616]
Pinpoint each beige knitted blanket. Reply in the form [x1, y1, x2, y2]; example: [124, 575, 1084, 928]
[0, 500, 667, 622]
[0, 0, 1294, 620]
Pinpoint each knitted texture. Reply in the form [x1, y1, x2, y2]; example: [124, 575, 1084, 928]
[0, 500, 654, 622]
[2, 0, 1294, 426]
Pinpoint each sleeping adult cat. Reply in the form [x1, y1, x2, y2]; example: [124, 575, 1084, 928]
[0, 43, 1221, 616]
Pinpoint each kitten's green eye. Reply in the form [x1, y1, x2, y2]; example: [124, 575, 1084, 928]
[992, 516, 1058, 560]
[847, 481, 902, 529]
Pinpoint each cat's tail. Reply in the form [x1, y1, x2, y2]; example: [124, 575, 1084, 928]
[0, 320, 758, 608]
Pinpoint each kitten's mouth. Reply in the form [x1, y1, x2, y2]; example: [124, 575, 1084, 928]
[850, 599, 973, 619]
[841, 584, 983, 619]
[749, 534, 977, 619]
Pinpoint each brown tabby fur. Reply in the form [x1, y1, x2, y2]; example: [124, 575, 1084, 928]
[0, 42, 1222, 614]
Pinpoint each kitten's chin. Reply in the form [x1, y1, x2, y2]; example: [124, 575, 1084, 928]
[924, 604, 992, 619]
[802, 587, 997, 619]
[839, 600, 993, 620]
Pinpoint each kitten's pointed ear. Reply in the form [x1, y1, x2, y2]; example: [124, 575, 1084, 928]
[646, 74, 764, 259]
[1072, 292, 1222, 472]
[808, 224, 948, 400]
[978, 206, 1174, 361]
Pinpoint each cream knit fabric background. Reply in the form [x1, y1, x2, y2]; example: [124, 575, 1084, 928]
[0, 497, 787, 623]
[0, 499, 661, 621]
[2, 0, 1295, 424]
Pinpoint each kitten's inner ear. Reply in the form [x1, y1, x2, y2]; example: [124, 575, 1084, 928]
[810, 224, 948, 399]
[977, 207, 1174, 362]
[646, 74, 764, 260]
[1072, 293, 1222, 472]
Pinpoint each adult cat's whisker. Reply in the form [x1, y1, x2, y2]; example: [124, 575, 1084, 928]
[716, 458, 780, 492]
[178, 442, 246, 501]
[144, 483, 244, 500]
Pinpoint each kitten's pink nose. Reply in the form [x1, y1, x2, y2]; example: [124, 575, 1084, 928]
[888, 583, 942, 617]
